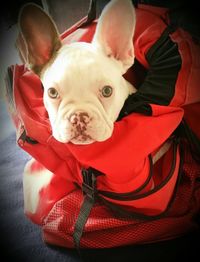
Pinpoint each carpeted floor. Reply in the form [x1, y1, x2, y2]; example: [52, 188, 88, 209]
[0, 132, 81, 262]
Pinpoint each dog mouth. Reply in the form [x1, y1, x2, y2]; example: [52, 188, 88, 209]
[71, 132, 94, 144]
[71, 135, 94, 145]
[54, 118, 113, 144]
[56, 130, 97, 144]
[58, 125, 111, 144]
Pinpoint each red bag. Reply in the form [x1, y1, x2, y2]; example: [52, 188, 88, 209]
[5, 3, 200, 249]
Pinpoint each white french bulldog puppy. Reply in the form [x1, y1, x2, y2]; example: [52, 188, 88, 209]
[17, 0, 172, 214]
[17, 0, 137, 145]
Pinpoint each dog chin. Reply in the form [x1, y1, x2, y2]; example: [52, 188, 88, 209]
[52, 132, 94, 144]
[52, 124, 114, 144]
[54, 132, 112, 145]
[70, 138, 95, 145]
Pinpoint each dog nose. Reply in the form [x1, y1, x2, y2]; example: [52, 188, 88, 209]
[69, 112, 90, 126]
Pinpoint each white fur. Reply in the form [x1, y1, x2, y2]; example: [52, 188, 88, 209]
[18, 0, 137, 144]
[92, 0, 136, 72]
[42, 42, 135, 144]
[40, 0, 136, 144]
[23, 159, 53, 214]
[18, 0, 171, 206]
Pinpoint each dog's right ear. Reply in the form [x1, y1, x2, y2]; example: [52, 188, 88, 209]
[16, 3, 62, 74]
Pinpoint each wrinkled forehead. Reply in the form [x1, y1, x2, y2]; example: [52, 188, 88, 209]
[42, 44, 99, 81]
[41, 42, 121, 87]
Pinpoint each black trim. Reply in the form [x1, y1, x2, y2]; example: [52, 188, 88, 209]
[80, 0, 97, 27]
[82, 168, 99, 201]
[73, 168, 102, 250]
[72, 136, 182, 243]
[99, 138, 179, 201]
[138, 25, 181, 105]
[99, 155, 154, 199]
[99, 139, 184, 220]
[71, 132, 190, 253]
[119, 25, 182, 119]
[19, 129, 38, 144]
[117, 95, 152, 120]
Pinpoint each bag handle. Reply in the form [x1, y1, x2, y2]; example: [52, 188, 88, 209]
[99, 138, 183, 220]
[73, 137, 182, 250]
[99, 137, 180, 201]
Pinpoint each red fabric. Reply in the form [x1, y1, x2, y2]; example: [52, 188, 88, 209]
[60, 7, 200, 109]
[8, 5, 200, 248]
[14, 64, 184, 223]
[42, 147, 200, 248]
[66, 106, 183, 198]
[170, 30, 200, 106]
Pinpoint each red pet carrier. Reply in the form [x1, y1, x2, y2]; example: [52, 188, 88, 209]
[5, 1, 200, 249]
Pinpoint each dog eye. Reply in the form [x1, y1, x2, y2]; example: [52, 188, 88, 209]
[102, 85, 113, 97]
[47, 87, 59, 99]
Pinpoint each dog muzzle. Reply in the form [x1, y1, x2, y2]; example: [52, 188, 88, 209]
[52, 108, 114, 144]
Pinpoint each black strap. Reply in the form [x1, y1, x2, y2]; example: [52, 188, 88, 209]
[73, 195, 95, 250]
[73, 168, 101, 250]
[99, 155, 154, 200]
[80, 0, 97, 27]
[73, 138, 181, 250]
[98, 138, 183, 220]
[105, 137, 179, 201]
[19, 129, 38, 144]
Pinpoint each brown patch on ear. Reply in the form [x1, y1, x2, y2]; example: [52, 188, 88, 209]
[17, 3, 62, 74]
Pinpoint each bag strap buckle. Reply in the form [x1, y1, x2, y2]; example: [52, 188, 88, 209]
[81, 168, 98, 201]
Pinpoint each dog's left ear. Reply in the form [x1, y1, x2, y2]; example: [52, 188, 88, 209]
[92, 0, 136, 73]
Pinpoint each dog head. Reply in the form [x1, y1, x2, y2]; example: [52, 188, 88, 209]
[17, 0, 136, 144]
